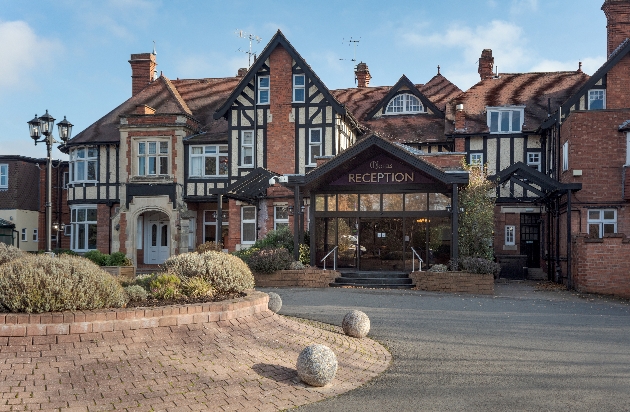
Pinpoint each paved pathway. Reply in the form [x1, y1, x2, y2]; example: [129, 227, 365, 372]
[0, 311, 390, 411]
[266, 282, 630, 411]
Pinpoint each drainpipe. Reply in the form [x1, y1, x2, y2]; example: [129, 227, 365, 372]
[566, 190, 572, 290]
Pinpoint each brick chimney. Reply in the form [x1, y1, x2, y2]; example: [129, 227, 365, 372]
[478, 49, 494, 80]
[237, 68, 248, 77]
[454, 103, 466, 131]
[129, 53, 157, 96]
[602, 0, 630, 56]
[355, 62, 371, 88]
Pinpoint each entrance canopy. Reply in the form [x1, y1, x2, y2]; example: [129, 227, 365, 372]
[490, 162, 581, 201]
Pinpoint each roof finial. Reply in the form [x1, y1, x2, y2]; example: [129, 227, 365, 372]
[152, 40, 157, 56]
[578, 61, 583, 73]
[437, 65, 441, 75]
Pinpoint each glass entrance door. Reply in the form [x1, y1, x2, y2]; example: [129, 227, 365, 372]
[358, 218, 403, 271]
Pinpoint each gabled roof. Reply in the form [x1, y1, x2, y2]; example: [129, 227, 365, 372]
[490, 162, 581, 198]
[446, 71, 589, 135]
[542, 38, 630, 129]
[302, 134, 468, 191]
[214, 30, 346, 120]
[331, 74, 461, 144]
[365, 75, 444, 119]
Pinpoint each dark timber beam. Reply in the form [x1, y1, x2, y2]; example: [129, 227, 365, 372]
[452, 184, 459, 263]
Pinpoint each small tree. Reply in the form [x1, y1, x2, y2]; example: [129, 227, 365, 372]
[458, 162, 496, 261]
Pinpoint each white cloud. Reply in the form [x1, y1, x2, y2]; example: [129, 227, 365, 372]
[511, 0, 538, 15]
[529, 56, 606, 74]
[0, 20, 63, 91]
[402, 20, 531, 72]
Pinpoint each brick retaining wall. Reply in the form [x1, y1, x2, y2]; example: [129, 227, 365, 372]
[410, 271, 494, 295]
[254, 269, 339, 287]
[0, 290, 268, 342]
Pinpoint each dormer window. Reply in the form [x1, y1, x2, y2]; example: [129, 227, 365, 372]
[487, 107, 524, 134]
[588, 89, 605, 110]
[385, 94, 423, 115]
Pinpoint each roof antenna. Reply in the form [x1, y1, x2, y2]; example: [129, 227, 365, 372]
[235, 29, 262, 67]
[339, 37, 361, 62]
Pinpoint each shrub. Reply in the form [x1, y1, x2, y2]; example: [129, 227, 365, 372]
[107, 252, 132, 266]
[83, 250, 109, 266]
[248, 248, 293, 274]
[52, 248, 78, 256]
[231, 246, 260, 264]
[0, 243, 25, 266]
[149, 273, 181, 299]
[289, 260, 306, 270]
[256, 227, 294, 252]
[299, 244, 310, 265]
[133, 273, 157, 290]
[125, 285, 148, 302]
[428, 264, 448, 272]
[196, 241, 223, 253]
[163, 251, 254, 294]
[453, 256, 501, 276]
[181, 276, 214, 298]
[0, 254, 128, 313]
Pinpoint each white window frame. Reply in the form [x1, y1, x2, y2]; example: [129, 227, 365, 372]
[64, 225, 72, 237]
[385, 93, 423, 115]
[21, 228, 27, 242]
[587, 209, 617, 238]
[527, 152, 541, 172]
[69, 146, 98, 183]
[241, 206, 257, 244]
[32, 229, 38, 242]
[562, 141, 569, 171]
[588, 89, 606, 110]
[469, 153, 483, 167]
[257, 75, 270, 105]
[505, 225, 515, 246]
[63, 171, 69, 189]
[308, 128, 322, 166]
[274, 205, 289, 231]
[293, 74, 305, 103]
[137, 140, 169, 176]
[241, 131, 255, 168]
[0, 164, 7, 188]
[189, 144, 229, 177]
[70, 205, 98, 252]
[487, 106, 525, 134]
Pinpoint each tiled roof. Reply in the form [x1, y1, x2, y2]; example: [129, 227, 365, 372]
[67, 76, 240, 146]
[331, 74, 461, 143]
[445, 71, 589, 135]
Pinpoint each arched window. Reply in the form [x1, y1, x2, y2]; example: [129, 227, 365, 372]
[385, 93, 423, 114]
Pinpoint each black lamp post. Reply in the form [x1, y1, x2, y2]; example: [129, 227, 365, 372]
[28, 111, 73, 253]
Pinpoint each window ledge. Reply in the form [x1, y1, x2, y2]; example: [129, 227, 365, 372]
[130, 175, 173, 183]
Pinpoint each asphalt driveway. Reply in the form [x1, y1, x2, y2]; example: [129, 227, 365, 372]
[261, 282, 630, 411]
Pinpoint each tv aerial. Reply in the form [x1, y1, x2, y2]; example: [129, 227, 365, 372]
[339, 37, 360, 62]
[236, 30, 262, 67]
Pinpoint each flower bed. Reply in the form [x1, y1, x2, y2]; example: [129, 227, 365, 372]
[253, 269, 339, 288]
[410, 271, 494, 295]
[0, 290, 268, 340]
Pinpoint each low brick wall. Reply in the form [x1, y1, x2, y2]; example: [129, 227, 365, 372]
[573, 234, 630, 298]
[0, 291, 268, 341]
[410, 271, 494, 295]
[254, 269, 339, 287]
[101, 266, 136, 282]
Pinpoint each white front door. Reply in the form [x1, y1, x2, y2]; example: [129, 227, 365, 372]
[145, 220, 169, 264]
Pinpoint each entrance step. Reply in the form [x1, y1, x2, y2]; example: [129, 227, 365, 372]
[330, 271, 415, 289]
[526, 268, 547, 281]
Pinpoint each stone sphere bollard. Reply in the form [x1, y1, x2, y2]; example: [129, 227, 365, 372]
[296, 344, 338, 387]
[342, 310, 370, 338]
[267, 292, 282, 313]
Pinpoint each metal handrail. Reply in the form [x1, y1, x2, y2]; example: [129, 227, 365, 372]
[321, 246, 338, 271]
[410, 247, 423, 272]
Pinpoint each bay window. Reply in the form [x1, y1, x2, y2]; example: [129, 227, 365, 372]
[71, 206, 97, 251]
[69, 147, 98, 182]
[190, 145, 228, 177]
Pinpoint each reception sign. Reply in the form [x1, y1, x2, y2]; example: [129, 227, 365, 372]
[330, 154, 433, 185]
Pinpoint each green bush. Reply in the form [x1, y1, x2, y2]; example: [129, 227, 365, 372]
[124, 285, 148, 302]
[231, 246, 260, 264]
[256, 227, 294, 252]
[83, 250, 109, 266]
[299, 244, 310, 265]
[0, 243, 25, 266]
[247, 248, 293, 274]
[163, 251, 254, 294]
[149, 273, 181, 299]
[289, 260, 306, 270]
[0, 254, 128, 313]
[83, 250, 131, 266]
[452, 257, 501, 276]
[132, 273, 157, 290]
[181, 276, 213, 298]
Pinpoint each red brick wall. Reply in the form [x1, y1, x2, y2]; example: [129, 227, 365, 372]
[605, 55, 630, 110]
[226, 199, 241, 251]
[602, 0, 630, 56]
[96, 204, 110, 253]
[266, 46, 295, 174]
[493, 206, 521, 256]
[572, 234, 630, 298]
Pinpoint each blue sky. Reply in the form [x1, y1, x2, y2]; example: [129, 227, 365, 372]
[0, 0, 607, 159]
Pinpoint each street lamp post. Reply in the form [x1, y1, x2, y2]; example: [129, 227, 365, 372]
[27, 111, 73, 253]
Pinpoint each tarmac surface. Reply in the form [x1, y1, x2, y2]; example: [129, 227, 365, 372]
[262, 281, 630, 412]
